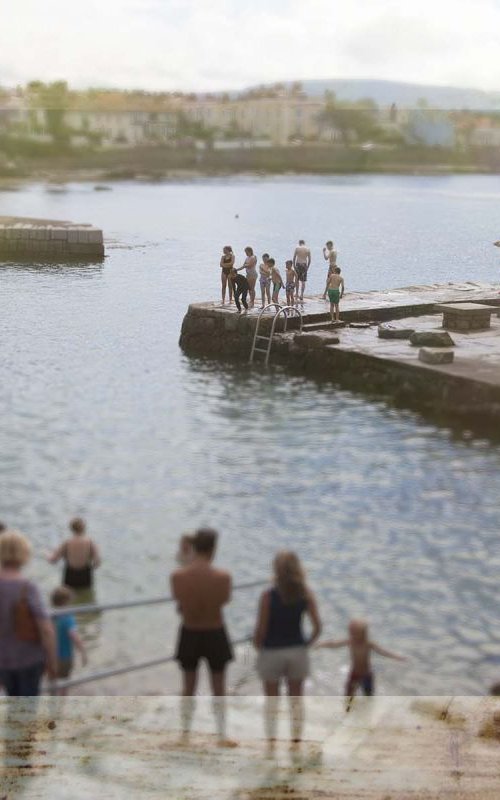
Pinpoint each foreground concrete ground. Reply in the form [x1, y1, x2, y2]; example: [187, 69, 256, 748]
[2, 696, 499, 799]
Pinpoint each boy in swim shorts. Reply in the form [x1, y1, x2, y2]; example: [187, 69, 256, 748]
[325, 267, 344, 323]
[285, 260, 296, 306]
[269, 259, 283, 304]
[259, 253, 272, 308]
[316, 619, 406, 708]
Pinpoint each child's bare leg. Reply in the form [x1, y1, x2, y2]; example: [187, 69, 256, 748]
[335, 302, 340, 322]
[330, 302, 334, 323]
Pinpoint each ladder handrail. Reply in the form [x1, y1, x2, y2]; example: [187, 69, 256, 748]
[249, 303, 282, 364]
[249, 305, 303, 366]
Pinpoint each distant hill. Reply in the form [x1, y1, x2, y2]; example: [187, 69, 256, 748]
[284, 79, 500, 110]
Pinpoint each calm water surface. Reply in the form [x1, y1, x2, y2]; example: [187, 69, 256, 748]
[1, 175, 500, 695]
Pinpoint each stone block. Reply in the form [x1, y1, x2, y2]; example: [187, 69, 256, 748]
[378, 325, 415, 340]
[410, 330, 455, 347]
[77, 229, 90, 243]
[294, 332, 340, 349]
[67, 229, 80, 243]
[418, 348, 454, 365]
[51, 227, 67, 240]
[88, 229, 103, 243]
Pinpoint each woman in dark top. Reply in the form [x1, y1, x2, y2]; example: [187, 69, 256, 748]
[220, 245, 235, 305]
[0, 530, 57, 695]
[254, 551, 321, 745]
[48, 517, 101, 591]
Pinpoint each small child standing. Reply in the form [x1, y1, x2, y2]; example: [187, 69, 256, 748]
[259, 253, 272, 308]
[51, 586, 87, 695]
[269, 259, 283, 304]
[317, 619, 405, 703]
[285, 260, 296, 306]
[325, 266, 344, 323]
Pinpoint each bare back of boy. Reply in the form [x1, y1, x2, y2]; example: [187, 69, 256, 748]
[327, 273, 343, 291]
[171, 561, 231, 629]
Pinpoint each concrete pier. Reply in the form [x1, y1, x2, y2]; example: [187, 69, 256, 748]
[179, 282, 500, 428]
[0, 216, 105, 260]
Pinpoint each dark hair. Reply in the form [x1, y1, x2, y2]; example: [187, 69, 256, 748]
[262, 253, 269, 260]
[326, 240, 333, 247]
[192, 528, 218, 555]
[245, 246, 254, 256]
[268, 258, 275, 266]
[490, 682, 500, 696]
[0, 521, 6, 534]
[51, 585, 74, 607]
[223, 245, 232, 253]
[334, 267, 341, 274]
[298, 239, 305, 245]
[70, 517, 86, 535]
[286, 260, 293, 266]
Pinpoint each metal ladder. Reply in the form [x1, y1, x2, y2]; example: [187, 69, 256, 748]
[249, 304, 303, 366]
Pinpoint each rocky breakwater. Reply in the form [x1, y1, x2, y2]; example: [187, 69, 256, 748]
[0, 216, 105, 261]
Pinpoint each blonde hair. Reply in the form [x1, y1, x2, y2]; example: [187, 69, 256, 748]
[273, 550, 307, 604]
[0, 530, 32, 568]
[349, 619, 368, 641]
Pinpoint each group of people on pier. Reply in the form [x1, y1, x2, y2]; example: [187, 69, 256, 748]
[219, 239, 345, 322]
[1, 520, 407, 747]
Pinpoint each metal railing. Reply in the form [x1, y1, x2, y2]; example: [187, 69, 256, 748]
[249, 304, 303, 365]
[47, 579, 266, 693]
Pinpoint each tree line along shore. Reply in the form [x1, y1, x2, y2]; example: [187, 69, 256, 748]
[1, 141, 499, 185]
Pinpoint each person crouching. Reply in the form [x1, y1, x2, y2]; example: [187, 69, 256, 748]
[230, 268, 249, 314]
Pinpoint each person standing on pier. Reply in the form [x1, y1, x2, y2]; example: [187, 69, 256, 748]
[325, 267, 344, 323]
[269, 259, 284, 304]
[259, 253, 272, 308]
[171, 528, 234, 746]
[293, 239, 311, 303]
[323, 240, 337, 271]
[285, 261, 297, 306]
[254, 551, 321, 749]
[239, 246, 258, 309]
[230, 267, 249, 313]
[220, 245, 235, 305]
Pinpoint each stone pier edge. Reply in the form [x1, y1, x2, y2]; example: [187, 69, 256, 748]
[179, 299, 500, 429]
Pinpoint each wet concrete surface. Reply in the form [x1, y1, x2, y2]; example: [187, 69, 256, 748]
[1, 696, 499, 799]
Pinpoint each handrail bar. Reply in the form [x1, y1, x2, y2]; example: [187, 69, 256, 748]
[249, 304, 303, 366]
[46, 634, 253, 693]
[50, 579, 267, 618]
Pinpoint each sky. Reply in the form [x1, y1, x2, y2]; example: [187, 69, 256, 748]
[2, 0, 500, 92]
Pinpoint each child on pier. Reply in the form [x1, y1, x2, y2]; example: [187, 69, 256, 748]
[259, 253, 272, 308]
[269, 259, 283, 305]
[51, 586, 87, 695]
[325, 267, 344, 323]
[285, 261, 296, 306]
[316, 619, 405, 706]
